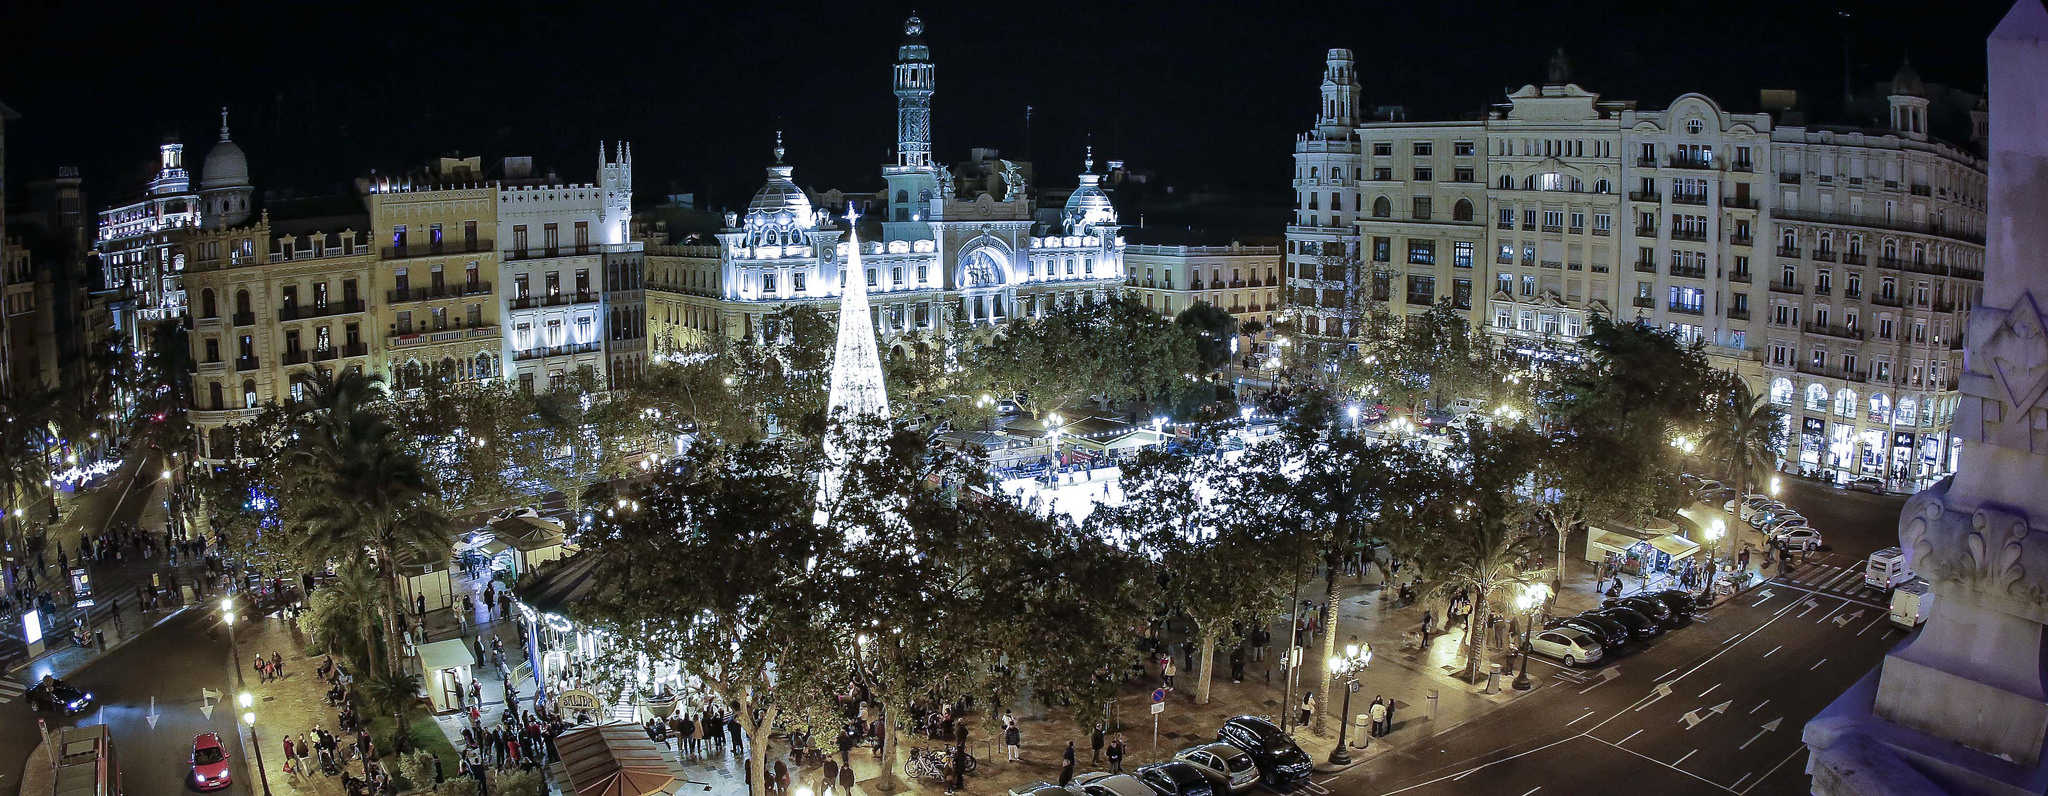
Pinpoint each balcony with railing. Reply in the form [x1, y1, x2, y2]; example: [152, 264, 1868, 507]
[343, 342, 369, 357]
[512, 340, 603, 362]
[1666, 154, 1716, 170]
[1629, 191, 1662, 203]
[1592, 227, 1611, 237]
[1769, 280, 1802, 294]
[1672, 193, 1709, 206]
[1813, 249, 1837, 262]
[1730, 234, 1753, 247]
[1814, 284, 1833, 296]
[1731, 161, 1756, 173]
[381, 238, 494, 260]
[1541, 224, 1564, 234]
[1797, 360, 1869, 383]
[1779, 172, 1802, 184]
[235, 356, 260, 371]
[1843, 289, 1862, 301]
[1871, 293, 1903, 307]
[1666, 303, 1705, 316]
[1804, 321, 1866, 341]
[503, 244, 596, 261]
[278, 299, 368, 322]
[1769, 208, 1984, 245]
[1722, 195, 1758, 210]
[1671, 229, 1708, 243]
[509, 291, 600, 310]
[1636, 226, 1658, 238]
[1910, 184, 1932, 196]
[388, 281, 493, 304]
[1636, 157, 1659, 168]
[1842, 253, 1867, 265]
[1632, 296, 1656, 309]
[1729, 270, 1752, 284]
[1669, 264, 1706, 279]
[1777, 245, 1801, 258]
[232, 311, 255, 327]
[1634, 260, 1658, 274]
[1727, 307, 1750, 321]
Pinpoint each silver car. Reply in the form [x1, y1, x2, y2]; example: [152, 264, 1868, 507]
[1074, 773, 1161, 796]
[1526, 626, 1604, 667]
[1174, 743, 1261, 793]
[1009, 783, 1086, 796]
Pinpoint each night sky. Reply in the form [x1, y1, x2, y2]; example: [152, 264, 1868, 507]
[0, 0, 2019, 213]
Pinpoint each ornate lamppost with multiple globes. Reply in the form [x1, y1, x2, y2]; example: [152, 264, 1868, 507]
[1326, 642, 1372, 764]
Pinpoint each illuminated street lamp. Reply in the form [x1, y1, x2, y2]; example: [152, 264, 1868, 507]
[222, 599, 244, 688]
[1512, 582, 1553, 691]
[1045, 412, 1064, 487]
[239, 691, 273, 795]
[1326, 642, 1372, 764]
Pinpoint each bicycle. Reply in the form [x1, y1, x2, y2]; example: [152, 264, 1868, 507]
[903, 746, 977, 780]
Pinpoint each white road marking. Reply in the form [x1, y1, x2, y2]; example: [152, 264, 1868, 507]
[1588, 735, 1740, 793]
[1699, 683, 1720, 698]
[1762, 645, 1782, 658]
[1618, 729, 1643, 745]
[1761, 579, 1889, 610]
[1815, 600, 1851, 625]
[1859, 614, 1889, 636]
[1674, 748, 1698, 766]
[1750, 699, 1771, 714]
[1743, 745, 1810, 794]
[1795, 599, 1822, 618]
[1810, 658, 1827, 671]
[1519, 788, 1541, 796]
[1657, 668, 1679, 681]
[1820, 567, 1864, 593]
[1374, 736, 1582, 795]
[1566, 709, 1596, 726]
[1731, 772, 1752, 789]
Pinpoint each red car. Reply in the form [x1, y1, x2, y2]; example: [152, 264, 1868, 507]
[190, 732, 231, 791]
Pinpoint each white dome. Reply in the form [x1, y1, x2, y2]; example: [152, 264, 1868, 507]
[1062, 174, 1116, 232]
[201, 138, 249, 190]
[745, 164, 817, 247]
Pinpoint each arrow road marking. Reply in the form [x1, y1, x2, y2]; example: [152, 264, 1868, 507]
[146, 696, 160, 730]
[1796, 599, 1822, 618]
[1680, 708, 1707, 729]
[1833, 609, 1865, 628]
[1738, 717, 1784, 750]
[1750, 589, 1777, 607]
[1578, 666, 1622, 694]
[1637, 681, 1674, 712]
[200, 687, 221, 720]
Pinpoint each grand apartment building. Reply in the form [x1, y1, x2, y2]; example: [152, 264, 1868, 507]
[1288, 50, 1986, 489]
[644, 14, 1125, 359]
[172, 146, 642, 463]
[1123, 242, 1282, 359]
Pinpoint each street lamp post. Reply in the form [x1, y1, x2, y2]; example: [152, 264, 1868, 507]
[222, 599, 244, 688]
[1511, 583, 1552, 691]
[1703, 521, 1725, 594]
[1325, 642, 1372, 764]
[1044, 412, 1064, 488]
[239, 692, 273, 795]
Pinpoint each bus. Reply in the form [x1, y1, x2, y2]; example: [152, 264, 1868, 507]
[52, 723, 121, 796]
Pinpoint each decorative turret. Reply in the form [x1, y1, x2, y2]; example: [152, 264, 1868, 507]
[1888, 57, 1931, 141]
[893, 12, 935, 170]
[1317, 48, 1361, 134]
[745, 131, 817, 248]
[599, 140, 633, 245]
[148, 134, 189, 197]
[1062, 144, 1117, 234]
[201, 106, 254, 228]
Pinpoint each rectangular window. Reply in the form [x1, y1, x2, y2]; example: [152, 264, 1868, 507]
[543, 223, 560, 252]
[1412, 142, 1433, 156]
[1412, 196, 1432, 219]
[574, 221, 590, 248]
[1453, 167, 1474, 182]
[1373, 142, 1392, 156]
[1453, 141, 1475, 156]
[1407, 240, 1435, 265]
[1413, 167, 1433, 182]
[1453, 241, 1473, 268]
[794, 272, 807, 292]
[513, 225, 529, 253]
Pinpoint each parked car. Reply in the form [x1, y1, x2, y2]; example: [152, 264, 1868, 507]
[1216, 716, 1312, 786]
[1847, 475, 1888, 493]
[1866, 547, 1914, 591]
[1588, 606, 1660, 640]
[1763, 513, 1809, 532]
[1075, 773, 1161, 796]
[1699, 487, 1738, 506]
[1525, 626, 1604, 666]
[1136, 761, 1217, 796]
[1775, 526, 1825, 550]
[1605, 595, 1678, 627]
[1554, 614, 1630, 650]
[1649, 589, 1704, 618]
[1696, 479, 1725, 494]
[1011, 783, 1087, 796]
[1173, 743, 1261, 793]
[25, 676, 92, 713]
[190, 732, 232, 791]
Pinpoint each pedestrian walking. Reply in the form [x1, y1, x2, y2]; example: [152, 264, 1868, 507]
[1060, 741, 1076, 785]
[836, 761, 855, 796]
[1106, 735, 1126, 773]
[1161, 657, 1176, 690]
[1382, 697, 1397, 736]
[1089, 723, 1105, 764]
[1004, 722, 1021, 762]
[821, 759, 839, 795]
[1299, 692, 1314, 728]
[1369, 697, 1388, 737]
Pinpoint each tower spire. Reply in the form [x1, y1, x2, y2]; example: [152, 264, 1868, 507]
[774, 130, 785, 164]
[1084, 136, 1094, 174]
[219, 106, 231, 142]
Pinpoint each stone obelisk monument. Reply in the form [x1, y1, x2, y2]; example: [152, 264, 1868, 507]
[1805, 2, 2048, 793]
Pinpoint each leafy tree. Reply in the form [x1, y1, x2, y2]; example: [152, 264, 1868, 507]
[1701, 377, 1785, 526]
[1411, 422, 1550, 682]
[1090, 445, 1292, 706]
[725, 304, 835, 439]
[1532, 316, 1715, 592]
[963, 295, 1199, 419]
[1339, 301, 1501, 414]
[494, 768, 546, 796]
[569, 438, 834, 796]
[1175, 301, 1238, 372]
[287, 371, 453, 675]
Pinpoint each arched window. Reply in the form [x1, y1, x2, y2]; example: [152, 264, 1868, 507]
[1770, 377, 1794, 405]
[1805, 383, 1829, 411]
[1868, 392, 1891, 423]
[1497, 175, 1514, 190]
[201, 289, 217, 318]
[1594, 179, 1611, 194]
[476, 353, 495, 379]
[1309, 166, 1319, 180]
[235, 290, 251, 315]
[1834, 388, 1857, 418]
[1452, 199, 1474, 222]
[1882, 239, 1898, 260]
[1817, 232, 1833, 255]
[1781, 229, 1798, 250]
[895, 190, 908, 204]
[1371, 197, 1391, 218]
[1896, 396, 1918, 426]
[242, 379, 258, 409]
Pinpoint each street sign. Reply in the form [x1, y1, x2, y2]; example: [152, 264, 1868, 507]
[1150, 701, 1165, 715]
[1151, 688, 1166, 704]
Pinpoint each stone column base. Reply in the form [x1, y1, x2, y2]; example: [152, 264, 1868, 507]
[1806, 666, 2048, 795]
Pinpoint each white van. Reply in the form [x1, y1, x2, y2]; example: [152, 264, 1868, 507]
[1865, 547, 1914, 591]
[1890, 577, 1933, 628]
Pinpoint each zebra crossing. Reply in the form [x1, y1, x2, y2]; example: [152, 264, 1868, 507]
[0, 676, 26, 704]
[1777, 554, 1886, 601]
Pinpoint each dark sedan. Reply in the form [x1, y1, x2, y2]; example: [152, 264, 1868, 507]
[1589, 606, 1661, 640]
[26, 676, 93, 714]
[1549, 615, 1628, 651]
[1216, 716, 1312, 786]
[1605, 595, 1679, 627]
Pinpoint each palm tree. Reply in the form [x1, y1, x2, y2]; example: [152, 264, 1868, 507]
[305, 560, 387, 671]
[1419, 517, 1551, 683]
[1702, 379, 1783, 531]
[289, 371, 453, 676]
